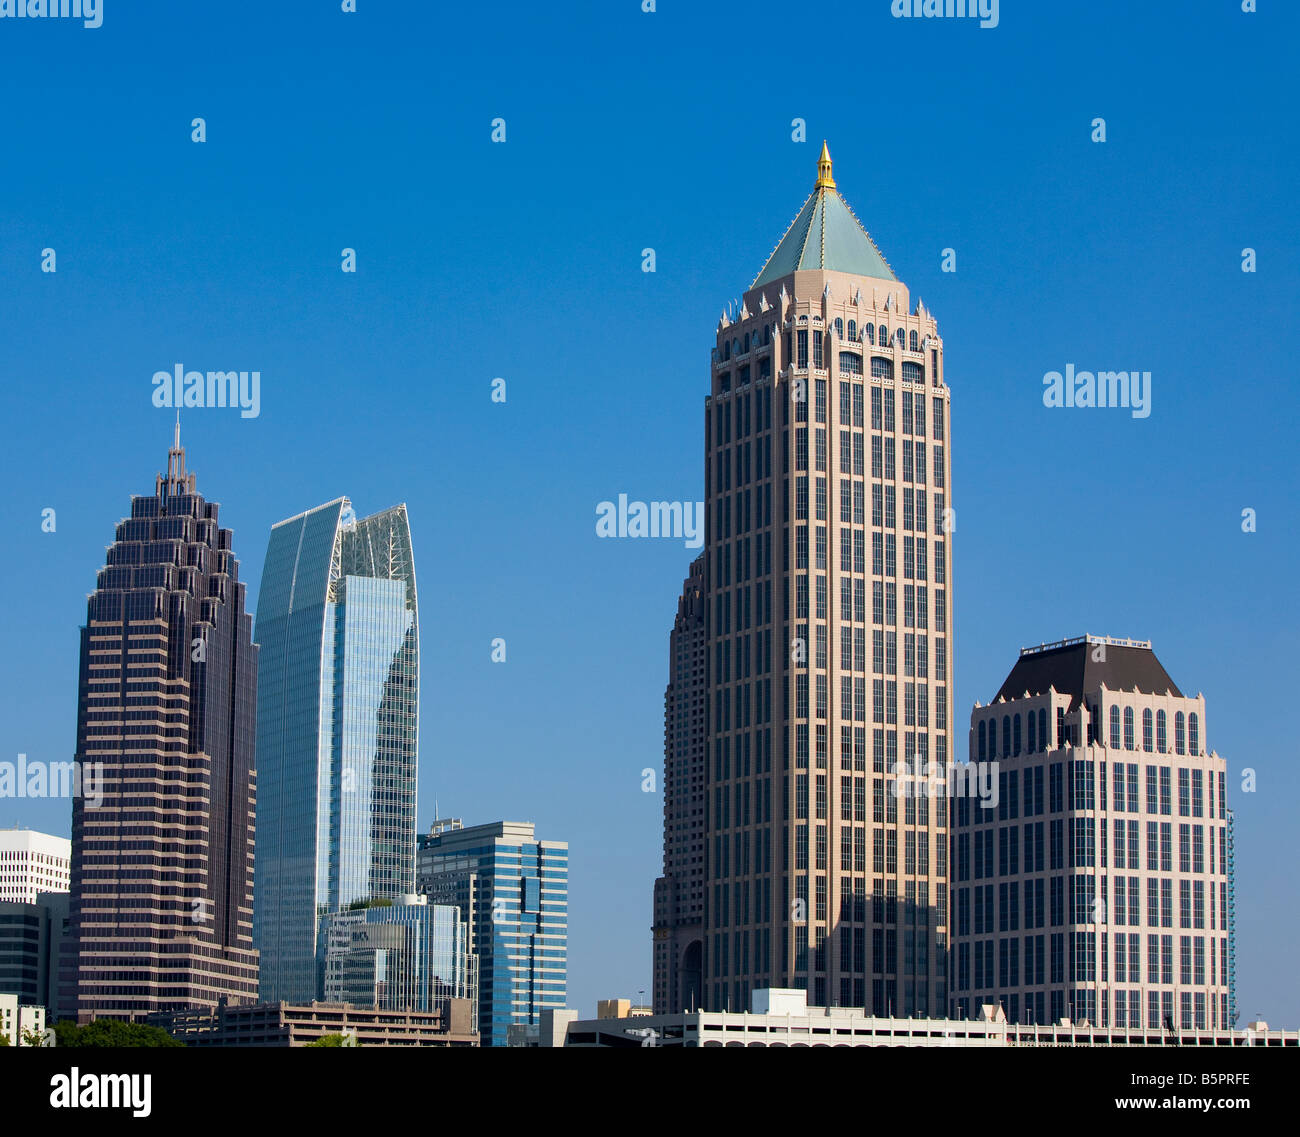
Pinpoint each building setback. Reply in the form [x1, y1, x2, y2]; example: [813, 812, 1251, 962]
[416, 820, 567, 1047]
[253, 498, 419, 1004]
[699, 145, 953, 1014]
[950, 635, 1234, 1031]
[65, 430, 259, 1020]
[653, 555, 706, 1013]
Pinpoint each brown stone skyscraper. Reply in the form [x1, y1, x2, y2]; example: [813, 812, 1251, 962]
[695, 145, 953, 1014]
[65, 429, 259, 1020]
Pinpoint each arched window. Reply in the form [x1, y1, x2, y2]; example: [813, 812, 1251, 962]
[1039, 708, 1048, 750]
[1188, 713, 1200, 755]
[723, 341, 731, 361]
[1002, 715, 1011, 758]
[733, 338, 741, 357]
[1142, 708, 1153, 752]
[901, 360, 924, 384]
[896, 327, 907, 349]
[878, 324, 888, 347]
[743, 332, 750, 353]
[978, 720, 987, 761]
[1013, 714, 1022, 756]
[865, 323, 875, 346]
[1156, 710, 1168, 753]
[848, 319, 857, 342]
[1109, 706, 1120, 749]
[909, 329, 919, 351]
[870, 357, 894, 380]
[1174, 711, 1186, 754]
[1123, 707, 1135, 750]
[1028, 710, 1037, 753]
[834, 318, 843, 340]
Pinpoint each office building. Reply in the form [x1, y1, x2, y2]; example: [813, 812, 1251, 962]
[0, 891, 70, 1017]
[951, 635, 1234, 1031]
[417, 819, 567, 1047]
[319, 894, 475, 1013]
[65, 429, 259, 1020]
[254, 498, 419, 1003]
[697, 145, 953, 1014]
[0, 829, 70, 903]
[653, 555, 706, 1012]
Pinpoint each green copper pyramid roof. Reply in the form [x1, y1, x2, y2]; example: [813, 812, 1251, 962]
[752, 144, 897, 290]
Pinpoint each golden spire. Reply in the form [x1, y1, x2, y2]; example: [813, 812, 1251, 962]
[816, 140, 835, 189]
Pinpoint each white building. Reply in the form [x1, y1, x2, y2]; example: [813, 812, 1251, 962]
[0, 828, 71, 903]
[0, 993, 47, 1046]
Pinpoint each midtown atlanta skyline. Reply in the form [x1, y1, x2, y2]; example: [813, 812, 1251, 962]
[1, 1, 1297, 1026]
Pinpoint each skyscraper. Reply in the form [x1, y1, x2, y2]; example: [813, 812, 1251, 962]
[0, 828, 70, 904]
[698, 145, 953, 1014]
[652, 556, 706, 1013]
[416, 819, 567, 1047]
[952, 635, 1233, 1032]
[66, 430, 259, 1020]
[254, 498, 419, 1004]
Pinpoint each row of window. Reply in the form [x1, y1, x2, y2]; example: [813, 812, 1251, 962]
[979, 708, 1202, 760]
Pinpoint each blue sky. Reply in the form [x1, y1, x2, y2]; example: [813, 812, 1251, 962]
[1, 1, 1297, 1023]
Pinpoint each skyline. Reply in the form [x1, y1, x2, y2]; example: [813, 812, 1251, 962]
[1, 0, 1297, 1026]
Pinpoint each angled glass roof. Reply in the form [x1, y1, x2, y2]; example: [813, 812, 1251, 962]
[752, 143, 897, 289]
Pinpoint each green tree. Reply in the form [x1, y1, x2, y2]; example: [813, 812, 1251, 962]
[53, 1019, 183, 1048]
[306, 1032, 349, 1047]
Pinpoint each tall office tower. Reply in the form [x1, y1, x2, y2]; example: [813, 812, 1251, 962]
[952, 635, 1233, 1032]
[254, 498, 419, 1003]
[416, 819, 567, 1047]
[0, 828, 71, 903]
[66, 430, 259, 1020]
[652, 556, 706, 1013]
[700, 145, 953, 1015]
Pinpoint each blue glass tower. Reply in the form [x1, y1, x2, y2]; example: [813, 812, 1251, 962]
[416, 820, 568, 1047]
[254, 499, 419, 1003]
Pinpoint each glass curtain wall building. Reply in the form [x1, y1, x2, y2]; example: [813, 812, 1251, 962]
[254, 498, 419, 1003]
[416, 820, 567, 1047]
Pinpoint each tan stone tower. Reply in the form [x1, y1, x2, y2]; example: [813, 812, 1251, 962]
[698, 145, 953, 1014]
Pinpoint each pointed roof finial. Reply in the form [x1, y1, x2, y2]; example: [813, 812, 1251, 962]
[174, 408, 181, 452]
[816, 140, 835, 189]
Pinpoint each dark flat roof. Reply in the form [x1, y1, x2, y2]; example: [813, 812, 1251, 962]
[993, 637, 1182, 706]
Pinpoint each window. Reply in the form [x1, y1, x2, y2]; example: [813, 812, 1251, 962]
[1156, 710, 1167, 753]
[813, 331, 825, 369]
[871, 357, 894, 381]
[909, 329, 919, 351]
[1188, 713, 1199, 755]
[877, 324, 888, 347]
[1123, 707, 1135, 750]
[797, 330, 808, 368]
[1109, 706, 1121, 749]
[865, 323, 874, 346]
[848, 319, 857, 341]
[1174, 711, 1185, 754]
[840, 351, 863, 376]
[1142, 709, 1153, 752]
[901, 360, 924, 384]
[834, 318, 843, 340]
